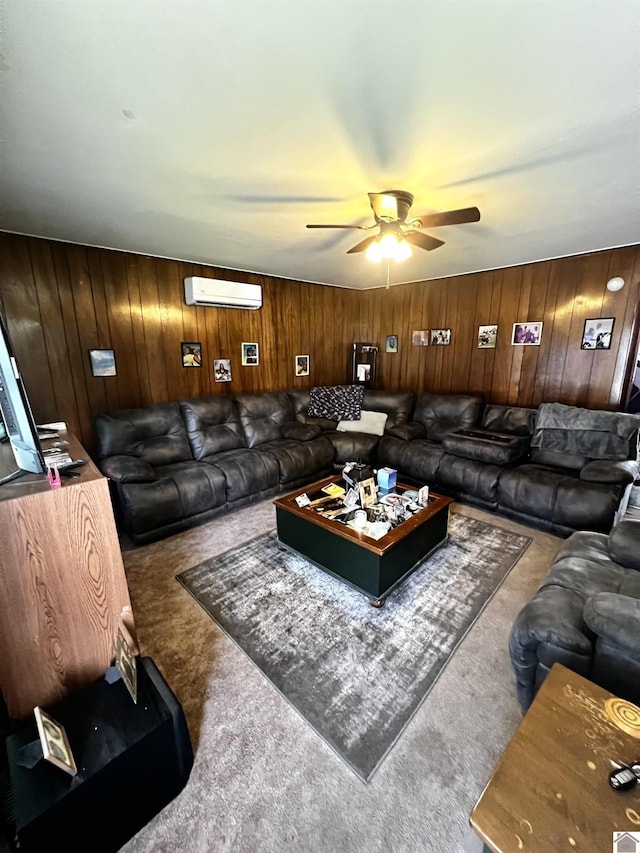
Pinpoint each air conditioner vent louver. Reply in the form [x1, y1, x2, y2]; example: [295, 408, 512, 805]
[184, 277, 262, 310]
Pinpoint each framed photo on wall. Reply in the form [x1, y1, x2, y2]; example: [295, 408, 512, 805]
[241, 342, 259, 366]
[88, 348, 117, 377]
[512, 322, 543, 346]
[181, 341, 202, 367]
[412, 330, 429, 346]
[430, 329, 451, 345]
[477, 325, 497, 348]
[581, 317, 614, 350]
[295, 354, 310, 376]
[214, 358, 232, 382]
[385, 334, 398, 353]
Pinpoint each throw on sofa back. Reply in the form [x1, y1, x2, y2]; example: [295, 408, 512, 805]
[235, 392, 294, 448]
[413, 393, 484, 442]
[94, 402, 193, 466]
[179, 397, 245, 459]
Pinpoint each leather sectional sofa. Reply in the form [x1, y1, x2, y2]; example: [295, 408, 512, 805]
[509, 518, 640, 709]
[95, 387, 639, 545]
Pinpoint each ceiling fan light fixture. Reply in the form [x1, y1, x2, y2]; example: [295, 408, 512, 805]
[366, 233, 412, 263]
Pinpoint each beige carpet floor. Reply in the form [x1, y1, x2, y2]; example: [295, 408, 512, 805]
[120, 500, 560, 853]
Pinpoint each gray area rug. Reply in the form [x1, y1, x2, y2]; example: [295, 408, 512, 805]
[176, 513, 530, 782]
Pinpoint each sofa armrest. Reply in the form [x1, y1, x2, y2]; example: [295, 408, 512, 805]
[101, 455, 156, 483]
[580, 459, 638, 485]
[607, 520, 640, 570]
[583, 592, 640, 657]
[385, 422, 426, 441]
[281, 421, 322, 441]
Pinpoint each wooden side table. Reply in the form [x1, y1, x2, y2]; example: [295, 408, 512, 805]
[470, 664, 640, 853]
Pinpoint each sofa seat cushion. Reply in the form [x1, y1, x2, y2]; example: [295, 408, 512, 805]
[260, 437, 333, 482]
[442, 429, 529, 466]
[259, 437, 334, 484]
[437, 454, 501, 504]
[180, 397, 245, 458]
[326, 430, 381, 465]
[117, 461, 226, 537]
[202, 448, 279, 502]
[498, 464, 623, 533]
[382, 437, 447, 484]
[154, 461, 227, 518]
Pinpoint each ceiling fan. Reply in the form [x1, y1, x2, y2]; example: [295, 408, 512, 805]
[306, 190, 480, 258]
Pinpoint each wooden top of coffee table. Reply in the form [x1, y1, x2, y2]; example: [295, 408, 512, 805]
[470, 664, 640, 852]
[273, 474, 452, 557]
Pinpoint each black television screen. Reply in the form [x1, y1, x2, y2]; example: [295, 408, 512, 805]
[0, 312, 46, 475]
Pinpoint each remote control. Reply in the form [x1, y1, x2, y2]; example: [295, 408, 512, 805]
[609, 764, 640, 791]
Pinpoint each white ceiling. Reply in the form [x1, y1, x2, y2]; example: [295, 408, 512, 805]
[1, 1, 639, 290]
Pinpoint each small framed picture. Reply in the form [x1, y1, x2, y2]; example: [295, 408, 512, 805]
[214, 358, 232, 382]
[512, 322, 543, 346]
[581, 317, 615, 350]
[88, 348, 116, 377]
[385, 334, 398, 353]
[477, 325, 497, 349]
[295, 354, 310, 376]
[412, 330, 429, 346]
[34, 706, 78, 776]
[358, 477, 377, 508]
[242, 342, 259, 366]
[181, 341, 202, 367]
[115, 626, 138, 704]
[430, 329, 451, 345]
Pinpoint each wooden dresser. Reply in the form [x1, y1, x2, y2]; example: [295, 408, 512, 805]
[0, 432, 136, 718]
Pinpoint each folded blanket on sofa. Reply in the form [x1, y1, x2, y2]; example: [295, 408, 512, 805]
[531, 402, 640, 459]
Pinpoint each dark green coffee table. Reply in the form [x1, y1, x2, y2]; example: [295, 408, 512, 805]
[274, 475, 452, 606]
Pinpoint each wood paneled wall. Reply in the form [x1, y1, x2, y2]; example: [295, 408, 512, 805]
[363, 246, 640, 410]
[1, 233, 638, 456]
[0, 234, 361, 449]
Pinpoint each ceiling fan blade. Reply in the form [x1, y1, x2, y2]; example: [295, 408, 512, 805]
[346, 235, 379, 254]
[306, 223, 369, 230]
[368, 192, 398, 221]
[411, 206, 481, 228]
[404, 231, 445, 252]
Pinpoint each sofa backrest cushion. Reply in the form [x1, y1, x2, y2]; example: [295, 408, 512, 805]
[481, 404, 536, 436]
[413, 393, 484, 443]
[288, 390, 338, 431]
[179, 397, 245, 459]
[362, 390, 415, 431]
[94, 403, 192, 466]
[235, 392, 294, 448]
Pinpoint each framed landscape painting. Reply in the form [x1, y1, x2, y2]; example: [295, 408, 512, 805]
[88, 348, 116, 377]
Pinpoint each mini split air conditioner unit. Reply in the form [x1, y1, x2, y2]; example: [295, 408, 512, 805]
[184, 277, 262, 310]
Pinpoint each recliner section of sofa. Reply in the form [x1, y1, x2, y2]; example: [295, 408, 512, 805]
[96, 392, 337, 544]
[509, 520, 640, 709]
[378, 396, 638, 536]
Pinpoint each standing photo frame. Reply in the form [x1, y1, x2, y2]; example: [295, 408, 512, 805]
[34, 707, 78, 776]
